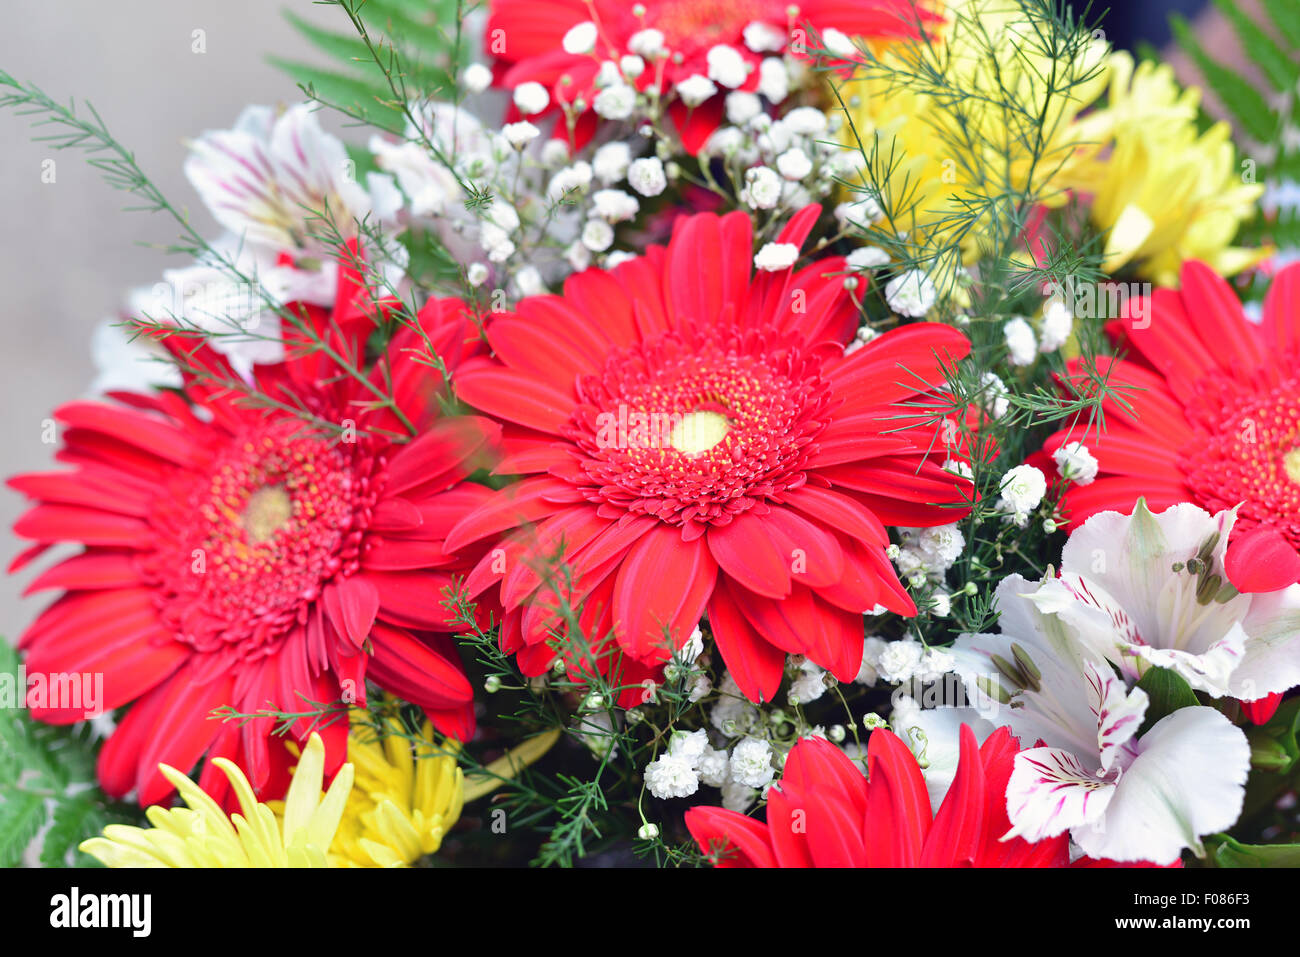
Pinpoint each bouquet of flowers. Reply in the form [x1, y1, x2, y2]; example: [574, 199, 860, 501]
[3, 0, 1300, 873]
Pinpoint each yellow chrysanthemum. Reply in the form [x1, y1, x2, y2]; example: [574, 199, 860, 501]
[839, 0, 1108, 281]
[1061, 51, 1270, 286]
[328, 714, 464, 867]
[79, 732, 353, 868]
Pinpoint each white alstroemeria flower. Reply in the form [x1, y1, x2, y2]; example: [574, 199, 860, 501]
[88, 318, 183, 396]
[953, 575, 1251, 864]
[186, 104, 394, 255]
[1031, 501, 1300, 701]
[369, 103, 495, 217]
[126, 233, 337, 377]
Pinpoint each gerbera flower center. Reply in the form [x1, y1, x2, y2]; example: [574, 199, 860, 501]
[1182, 373, 1300, 547]
[243, 485, 294, 542]
[669, 410, 732, 455]
[1286, 447, 1300, 485]
[568, 328, 833, 526]
[144, 418, 381, 656]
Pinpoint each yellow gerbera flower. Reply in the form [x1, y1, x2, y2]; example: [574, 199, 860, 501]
[329, 714, 464, 867]
[1061, 51, 1269, 286]
[838, 0, 1108, 283]
[79, 732, 353, 868]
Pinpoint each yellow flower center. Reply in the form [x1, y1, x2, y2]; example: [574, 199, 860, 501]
[1285, 448, 1300, 485]
[669, 411, 731, 456]
[244, 485, 293, 542]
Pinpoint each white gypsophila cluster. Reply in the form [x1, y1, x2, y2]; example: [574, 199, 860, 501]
[835, 192, 884, 231]
[727, 91, 763, 125]
[916, 646, 955, 681]
[513, 81, 550, 115]
[1039, 298, 1073, 352]
[729, 736, 776, 788]
[754, 241, 799, 271]
[514, 266, 545, 297]
[581, 219, 615, 252]
[562, 20, 598, 55]
[679, 625, 705, 664]
[628, 156, 668, 196]
[675, 74, 719, 107]
[698, 86, 853, 214]
[697, 745, 730, 788]
[943, 458, 974, 482]
[502, 121, 541, 148]
[740, 165, 782, 209]
[854, 636, 890, 686]
[997, 464, 1048, 527]
[929, 591, 952, 617]
[978, 371, 1010, 420]
[721, 777, 758, 813]
[707, 44, 749, 88]
[590, 188, 640, 222]
[369, 100, 593, 288]
[876, 639, 926, 684]
[842, 322, 880, 356]
[594, 83, 638, 121]
[787, 657, 830, 705]
[1003, 316, 1038, 366]
[710, 672, 760, 737]
[462, 62, 492, 93]
[1053, 440, 1099, 485]
[593, 141, 633, 184]
[644, 751, 700, 799]
[884, 269, 938, 317]
[895, 523, 966, 585]
[846, 245, 890, 271]
[573, 710, 619, 760]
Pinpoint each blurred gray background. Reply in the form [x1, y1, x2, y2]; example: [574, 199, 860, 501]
[0, 1, 335, 640]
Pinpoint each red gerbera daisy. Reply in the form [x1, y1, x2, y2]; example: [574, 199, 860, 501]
[1042, 260, 1300, 589]
[486, 0, 933, 153]
[446, 206, 973, 705]
[687, 726, 1071, 866]
[8, 258, 500, 806]
[686, 726, 1170, 867]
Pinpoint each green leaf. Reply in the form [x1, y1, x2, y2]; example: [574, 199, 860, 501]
[1244, 697, 1300, 774]
[267, 58, 404, 130]
[1135, 666, 1199, 737]
[1212, 0, 1300, 92]
[1210, 834, 1300, 868]
[0, 791, 45, 867]
[1261, 0, 1300, 49]
[1170, 14, 1279, 143]
[41, 793, 103, 867]
[283, 11, 375, 74]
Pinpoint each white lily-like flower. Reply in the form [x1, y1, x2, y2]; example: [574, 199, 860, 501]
[1030, 500, 1300, 701]
[126, 233, 338, 378]
[186, 103, 398, 255]
[953, 575, 1251, 864]
[88, 317, 183, 396]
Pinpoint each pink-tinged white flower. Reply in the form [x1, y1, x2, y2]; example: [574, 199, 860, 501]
[186, 104, 398, 255]
[1030, 500, 1300, 703]
[953, 575, 1251, 864]
[125, 233, 339, 377]
[88, 316, 182, 397]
